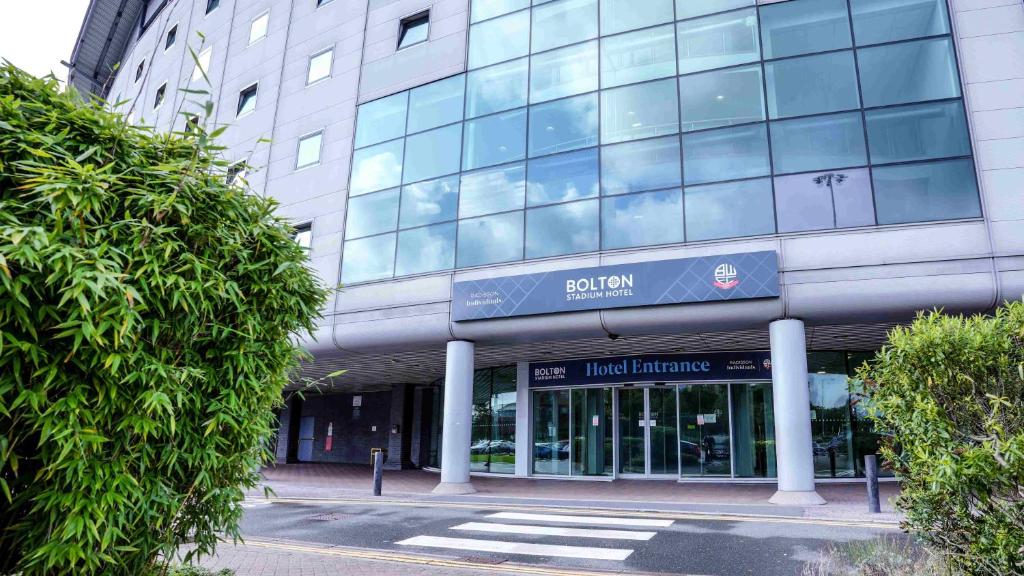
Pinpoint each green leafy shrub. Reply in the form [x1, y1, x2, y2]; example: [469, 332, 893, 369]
[859, 302, 1024, 575]
[0, 65, 328, 574]
[802, 536, 951, 576]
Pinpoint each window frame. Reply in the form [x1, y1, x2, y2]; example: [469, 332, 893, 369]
[205, 0, 220, 16]
[306, 46, 335, 86]
[292, 222, 314, 251]
[153, 82, 167, 110]
[295, 129, 326, 171]
[397, 11, 431, 51]
[164, 23, 178, 51]
[135, 60, 145, 83]
[236, 82, 259, 118]
[249, 10, 270, 46]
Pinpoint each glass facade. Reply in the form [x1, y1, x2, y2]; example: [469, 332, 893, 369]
[470, 367, 517, 474]
[342, 0, 978, 284]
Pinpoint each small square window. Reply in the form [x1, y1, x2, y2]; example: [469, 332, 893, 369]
[398, 13, 429, 50]
[249, 12, 269, 44]
[226, 162, 247, 186]
[307, 49, 333, 84]
[135, 60, 145, 82]
[316, 0, 333, 6]
[192, 48, 212, 82]
[154, 83, 166, 109]
[237, 83, 258, 116]
[293, 223, 313, 250]
[165, 25, 177, 50]
[296, 131, 324, 169]
[206, 0, 219, 14]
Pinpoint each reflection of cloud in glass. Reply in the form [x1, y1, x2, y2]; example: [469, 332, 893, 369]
[603, 190, 683, 249]
[350, 141, 403, 195]
[467, 59, 528, 118]
[397, 223, 455, 275]
[458, 212, 524, 267]
[530, 41, 598, 103]
[460, 164, 526, 218]
[342, 234, 395, 283]
[527, 149, 599, 206]
[401, 176, 459, 228]
[527, 200, 598, 258]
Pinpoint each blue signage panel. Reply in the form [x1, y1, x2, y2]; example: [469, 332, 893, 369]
[452, 251, 779, 321]
[529, 351, 773, 388]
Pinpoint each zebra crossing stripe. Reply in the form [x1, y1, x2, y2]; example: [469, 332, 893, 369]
[395, 535, 634, 561]
[488, 512, 674, 528]
[451, 521, 657, 541]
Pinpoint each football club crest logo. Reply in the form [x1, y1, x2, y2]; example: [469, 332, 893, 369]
[713, 263, 739, 290]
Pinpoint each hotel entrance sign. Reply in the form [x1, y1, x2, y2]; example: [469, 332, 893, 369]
[451, 251, 779, 321]
[529, 351, 773, 388]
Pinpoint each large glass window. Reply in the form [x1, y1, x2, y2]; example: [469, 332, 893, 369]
[465, 58, 528, 119]
[858, 38, 960, 107]
[468, 10, 530, 69]
[345, 188, 399, 239]
[600, 0, 673, 35]
[533, 389, 570, 475]
[769, 112, 867, 175]
[774, 168, 875, 233]
[676, 0, 752, 20]
[396, 222, 456, 276]
[462, 109, 527, 170]
[532, 0, 597, 53]
[407, 74, 465, 133]
[873, 159, 981, 225]
[459, 163, 526, 218]
[527, 148, 599, 206]
[528, 93, 598, 157]
[526, 199, 599, 258]
[765, 51, 860, 119]
[457, 212, 524, 267]
[471, 367, 518, 474]
[682, 123, 770, 185]
[679, 64, 765, 132]
[529, 41, 599, 103]
[865, 100, 970, 165]
[600, 78, 679, 144]
[677, 8, 760, 74]
[341, 234, 395, 284]
[400, 175, 459, 228]
[403, 123, 462, 184]
[350, 139, 403, 196]
[851, 0, 949, 46]
[354, 92, 407, 148]
[471, 0, 529, 23]
[601, 136, 681, 195]
[600, 24, 677, 89]
[602, 189, 684, 249]
[685, 178, 775, 241]
[759, 0, 852, 59]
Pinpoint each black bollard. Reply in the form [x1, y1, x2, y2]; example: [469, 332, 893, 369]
[373, 450, 383, 497]
[865, 454, 881, 513]
[829, 448, 837, 478]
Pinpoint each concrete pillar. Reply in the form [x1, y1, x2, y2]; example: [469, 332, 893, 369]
[514, 362, 530, 477]
[768, 319, 826, 506]
[433, 340, 477, 495]
[384, 384, 411, 470]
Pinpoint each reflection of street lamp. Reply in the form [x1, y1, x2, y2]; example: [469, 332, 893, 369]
[813, 172, 847, 228]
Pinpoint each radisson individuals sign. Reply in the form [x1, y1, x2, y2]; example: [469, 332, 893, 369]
[529, 351, 773, 387]
[451, 251, 779, 321]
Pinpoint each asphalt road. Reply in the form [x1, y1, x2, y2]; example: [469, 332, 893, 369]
[238, 497, 901, 576]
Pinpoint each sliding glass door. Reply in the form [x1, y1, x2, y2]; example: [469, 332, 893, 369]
[533, 388, 612, 476]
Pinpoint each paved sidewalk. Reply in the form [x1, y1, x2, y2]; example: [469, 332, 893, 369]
[250, 463, 903, 524]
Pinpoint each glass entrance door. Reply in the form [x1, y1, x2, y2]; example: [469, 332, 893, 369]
[617, 387, 679, 476]
[678, 384, 732, 477]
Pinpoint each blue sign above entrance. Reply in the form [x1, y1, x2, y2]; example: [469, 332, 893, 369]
[451, 251, 779, 321]
[529, 351, 773, 388]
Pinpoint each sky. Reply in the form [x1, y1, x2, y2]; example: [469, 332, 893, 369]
[0, 0, 92, 83]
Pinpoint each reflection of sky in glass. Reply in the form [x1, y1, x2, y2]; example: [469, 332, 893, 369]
[469, 10, 530, 69]
[296, 132, 323, 168]
[532, 0, 597, 53]
[601, 0, 674, 35]
[403, 124, 462, 184]
[466, 58, 528, 119]
[601, 189, 683, 249]
[400, 175, 459, 228]
[527, 148, 599, 206]
[600, 136, 681, 195]
[679, 64, 765, 132]
[601, 78, 679, 144]
[396, 222, 456, 275]
[527, 199, 599, 258]
[458, 212, 524, 267]
[676, 0, 752, 20]
[683, 123, 770, 185]
[677, 9, 760, 74]
[354, 92, 407, 148]
[341, 233, 395, 284]
[471, 0, 529, 23]
[769, 112, 866, 175]
[350, 139, 403, 195]
[685, 178, 775, 241]
[407, 75, 465, 133]
[528, 93, 598, 157]
[463, 110, 527, 170]
[460, 163, 526, 218]
[530, 41, 599, 103]
[345, 188, 398, 239]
